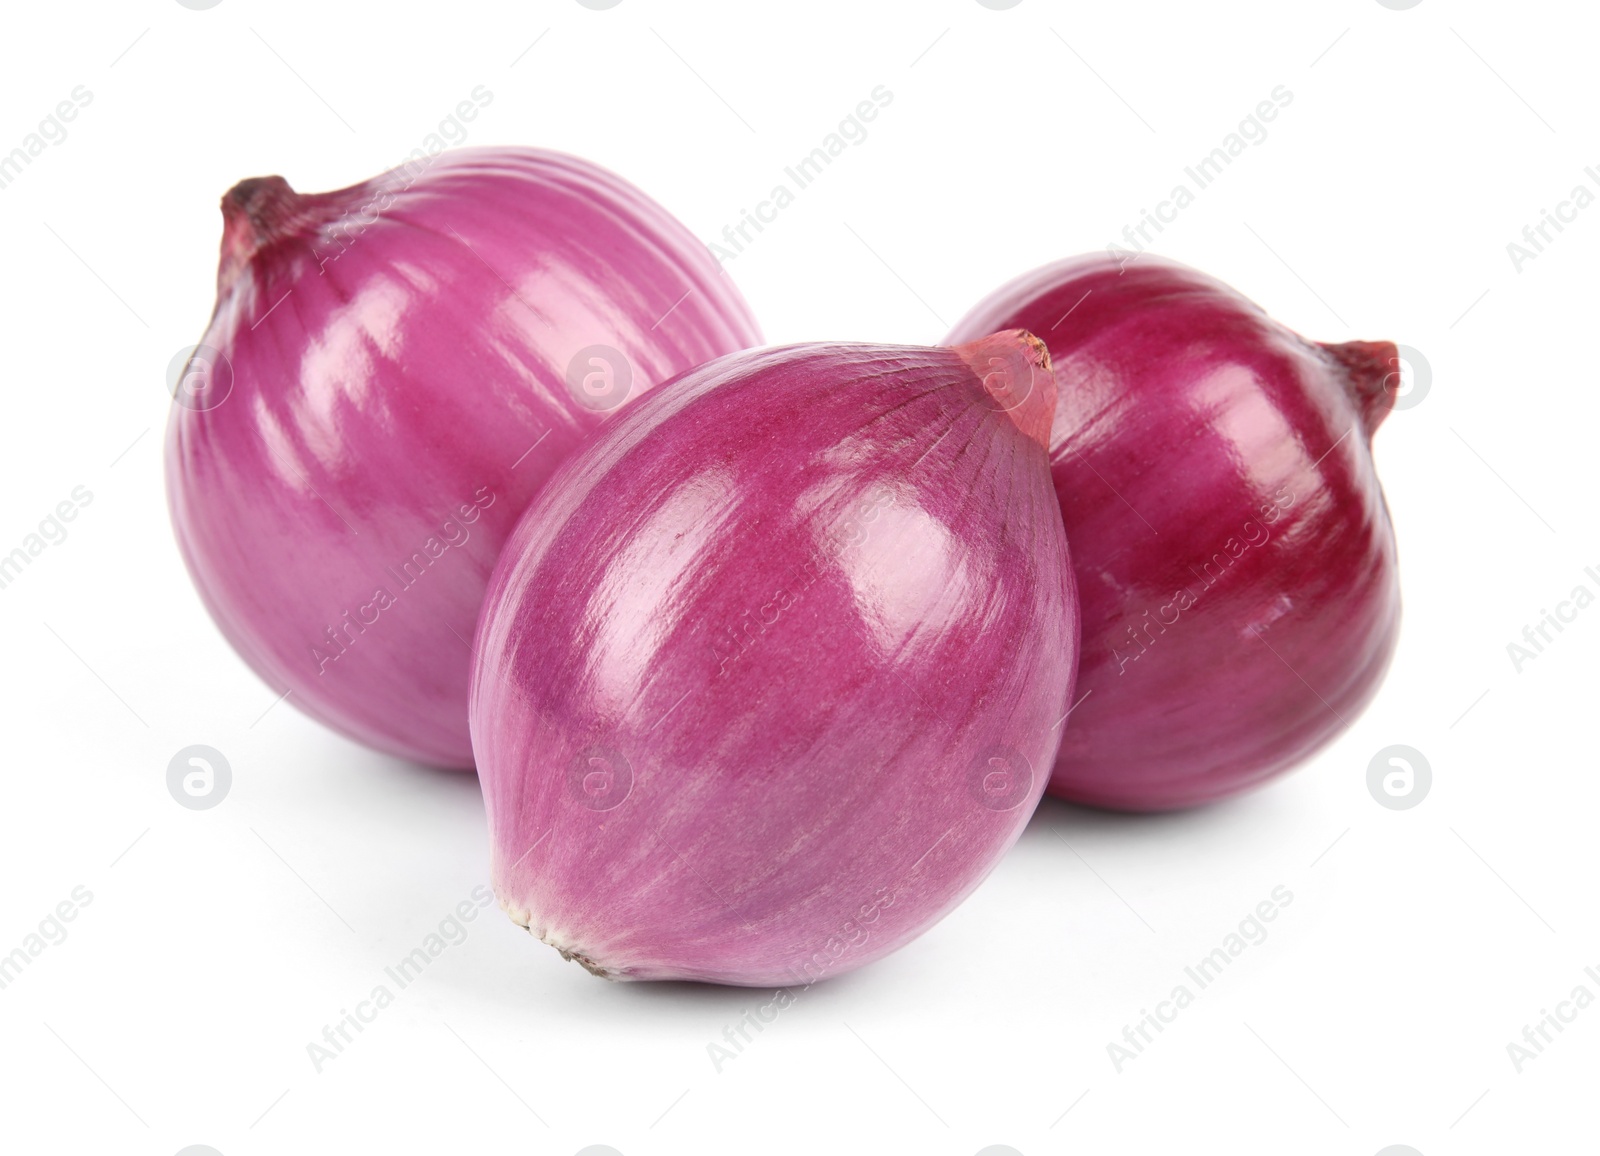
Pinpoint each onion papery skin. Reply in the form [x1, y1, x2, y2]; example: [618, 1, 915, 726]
[947, 255, 1400, 811]
[166, 147, 761, 768]
[471, 333, 1076, 986]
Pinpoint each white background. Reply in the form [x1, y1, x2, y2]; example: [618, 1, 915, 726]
[0, 1, 1593, 1154]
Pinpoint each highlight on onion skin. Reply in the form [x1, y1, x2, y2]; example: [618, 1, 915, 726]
[165, 147, 761, 768]
[947, 254, 1400, 811]
[470, 332, 1078, 986]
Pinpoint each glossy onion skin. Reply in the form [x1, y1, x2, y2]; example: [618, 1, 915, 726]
[471, 336, 1077, 985]
[166, 148, 760, 767]
[948, 255, 1400, 811]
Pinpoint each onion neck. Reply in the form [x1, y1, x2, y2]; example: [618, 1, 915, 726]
[217, 175, 336, 293]
[951, 329, 1057, 451]
[1322, 339, 1399, 435]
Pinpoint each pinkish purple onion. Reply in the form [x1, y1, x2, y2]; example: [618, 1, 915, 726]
[166, 147, 760, 767]
[948, 254, 1400, 810]
[471, 332, 1077, 985]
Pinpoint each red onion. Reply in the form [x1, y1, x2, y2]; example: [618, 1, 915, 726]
[166, 148, 760, 767]
[948, 255, 1399, 810]
[470, 332, 1077, 985]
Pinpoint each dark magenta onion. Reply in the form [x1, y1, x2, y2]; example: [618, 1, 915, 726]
[947, 254, 1399, 810]
[166, 148, 760, 767]
[470, 332, 1077, 985]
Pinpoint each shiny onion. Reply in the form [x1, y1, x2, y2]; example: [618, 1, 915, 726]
[166, 148, 760, 767]
[471, 332, 1077, 985]
[948, 254, 1400, 810]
